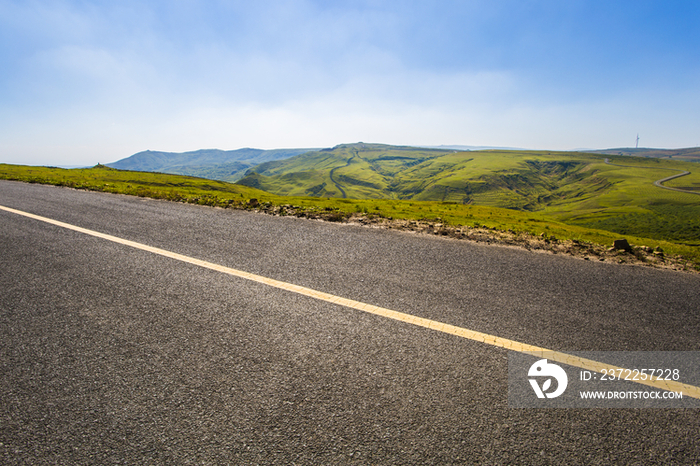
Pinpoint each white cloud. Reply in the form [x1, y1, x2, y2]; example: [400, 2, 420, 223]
[4, 68, 698, 167]
[2, 1, 699, 166]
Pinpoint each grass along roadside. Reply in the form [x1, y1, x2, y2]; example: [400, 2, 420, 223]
[1, 163, 698, 272]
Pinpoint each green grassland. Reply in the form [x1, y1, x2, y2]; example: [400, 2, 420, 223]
[239, 143, 700, 243]
[546, 156, 700, 245]
[0, 164, 276, 205]
[1, 160, 699, 269]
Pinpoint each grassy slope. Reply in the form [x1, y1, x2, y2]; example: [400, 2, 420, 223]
[0, 164, 273, 203]
[543, 156, 700, 245]
[240, 145, 618, 208]
[243, 144, 453, 198]
[240, 145, 700, 243]
[1, 162, 699, 269]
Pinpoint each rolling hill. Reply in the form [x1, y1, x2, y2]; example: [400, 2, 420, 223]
[107, 148, 317, 182]
[237, 143, 700, 244]
[102, 142, 700, 245]
[237, 143, 616, 208]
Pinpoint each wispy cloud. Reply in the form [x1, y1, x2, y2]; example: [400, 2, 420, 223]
[1, 0, 699, 165]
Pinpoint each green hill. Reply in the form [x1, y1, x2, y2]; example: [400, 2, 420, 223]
[108, 148, 317, 182]
[239, 143, 452, 199]
[236, 143, 616, 207]
[238, 143, 618, 207]
[237, 143, 700, 244]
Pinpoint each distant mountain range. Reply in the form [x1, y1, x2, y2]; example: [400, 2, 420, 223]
[107, 148, 318, 182]
[107, 144, 700, 190]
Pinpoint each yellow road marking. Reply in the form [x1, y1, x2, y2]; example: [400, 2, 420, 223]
[2, 203, 699, 400]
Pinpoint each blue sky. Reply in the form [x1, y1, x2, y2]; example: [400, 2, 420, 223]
[1, 0, 699, 166]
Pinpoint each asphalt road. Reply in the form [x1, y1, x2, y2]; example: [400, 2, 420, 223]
[1, 180, 699, 465]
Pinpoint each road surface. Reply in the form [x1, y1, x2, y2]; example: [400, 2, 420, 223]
[1, 180, 699, 465]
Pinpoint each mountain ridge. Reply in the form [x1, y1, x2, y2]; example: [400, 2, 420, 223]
[107, 147, 319, 182]
[107, 143, 700, 194]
